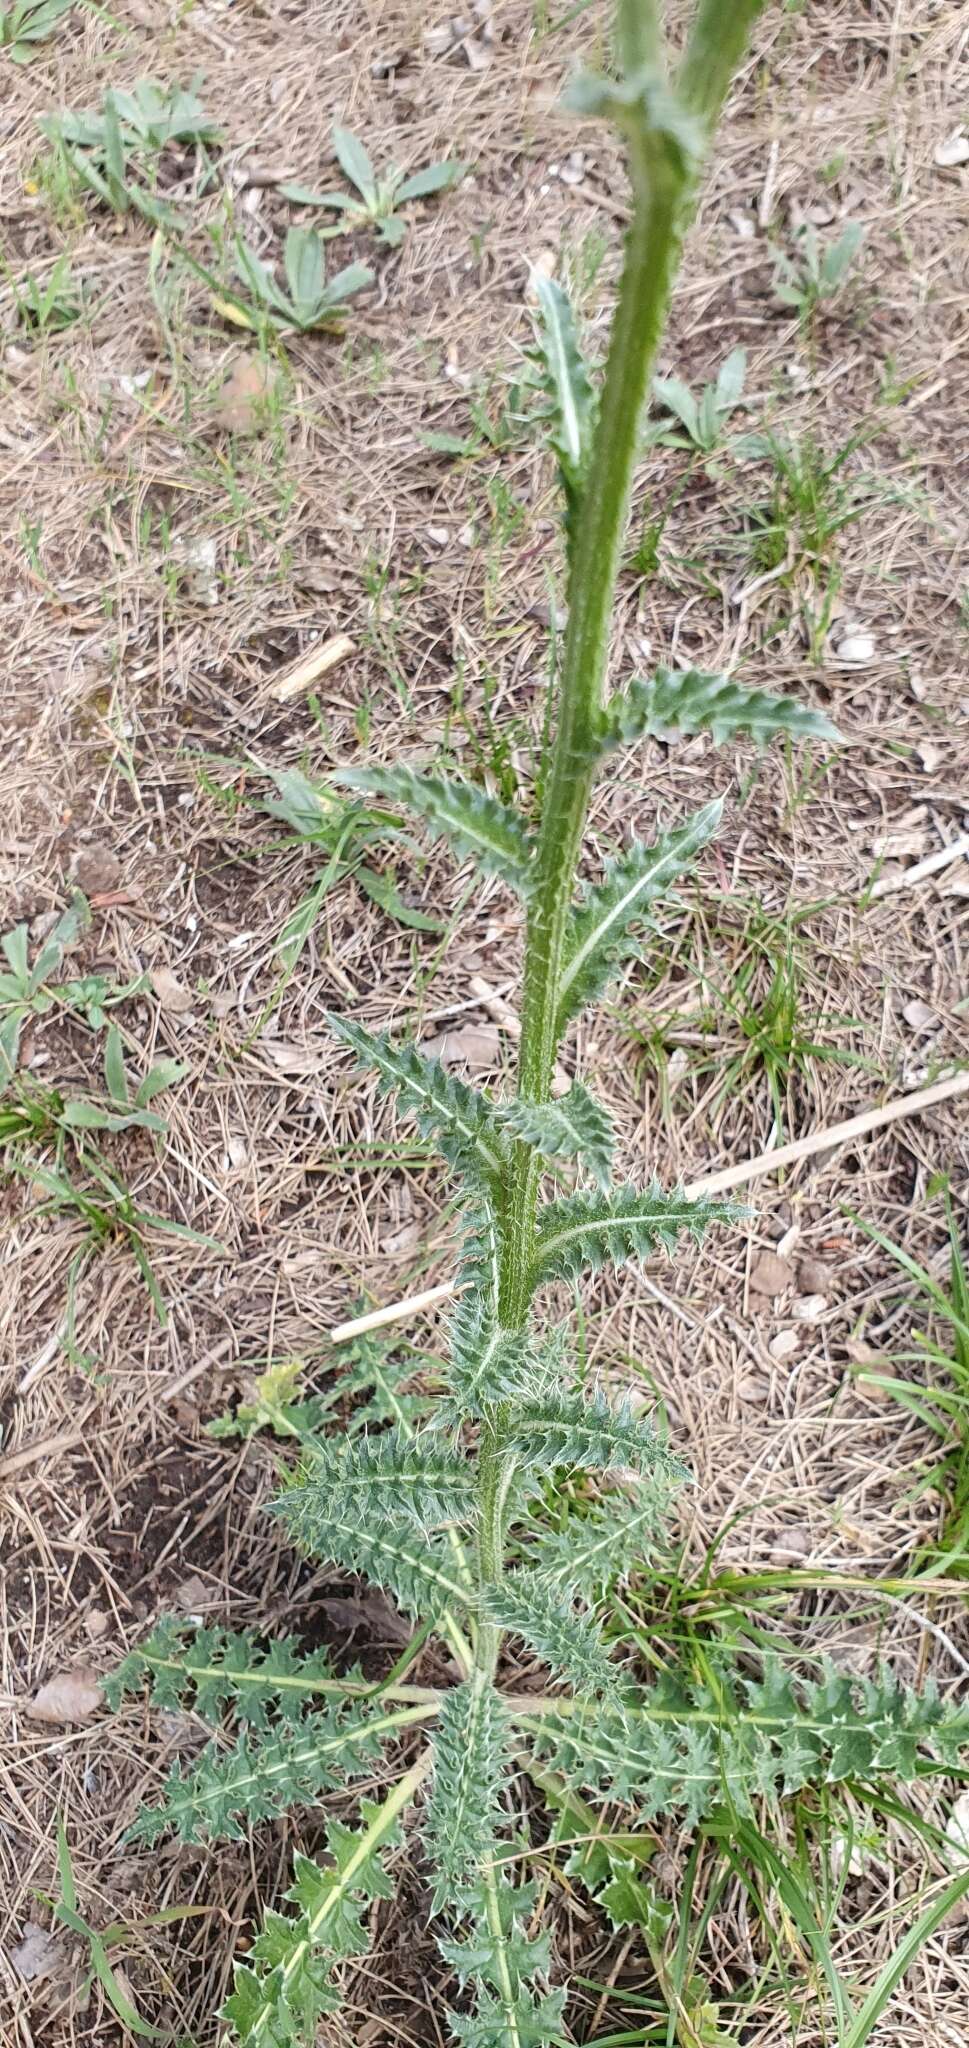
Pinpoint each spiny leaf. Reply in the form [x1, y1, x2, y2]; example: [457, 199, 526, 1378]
[449, 1985, 567, 2048]
[507, 1386, 685, 1483]
[447, 1293, 530, 1415]
[332, 1328, 436, 1432]
[531, 1484, 676, 1600]
[336, 764, 536, 895]
[443, 1875, 565, 2048]
[597, 668, 840, 752]
[532, 1658, 969, 1830]
[484, 1573, 622, 1697]
[330, 1015, 509, 1190]
[439, 1875, 551, 1990]
[531, 272, 596, 558]
[125, 1700, 392, 1845]
[423, 1677, 508, 1911]
[557, 800, 722, 1031]
[270, 1497, 473, 1619]
[277, 1427, 475, 1534]
[105, 1618, 337, 1729]
[456, 1198, 504, 1332]
[223, 1780, 413, 2046]
[532, 1181, 738, 1286]
[496, 1082, 615, 1191]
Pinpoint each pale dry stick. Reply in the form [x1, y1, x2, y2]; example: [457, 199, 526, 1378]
[328, 1071, 969, 1344]
[268, 633, 355, 705]
[687, 1069, 969, 1197]
[0, 1427, 89, 1482]
[868, 832, 969, 900]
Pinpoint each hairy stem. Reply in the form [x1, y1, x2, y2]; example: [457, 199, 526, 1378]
[471, 0, 769, 1672]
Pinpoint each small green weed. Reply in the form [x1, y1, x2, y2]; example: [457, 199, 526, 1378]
[422, 369, 534, 463]
[258, 764, 441, 959]
[15, 1142, 216, 1363]
[39, 75, 218, 225]
[0, 894, 147, 1077]
[281, 124, 467, 248]
[40, 1815, 211, 2038]
[0, 0, 70, 60]
[2, 969, 196, 1368]
[710, 912, 867, 1136]
[648, 345, 747, 452]
[772, 220, 864, 321]
[242, 764, 441, 1038]
[185, 227, 372, 336]
[3, 248, 87, 333]
[741, 429, 872, 582]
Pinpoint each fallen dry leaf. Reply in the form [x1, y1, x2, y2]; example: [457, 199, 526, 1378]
[423, 1022, 503, 1070]
[832, 630, 875, 665]
[749, 1250, 795, 1298]
[72, 844, 122, 894]
[797, 1256, 834, 1295]
[213, 353, 269, 434]
[11, 1922, 61, 1984]
[791, 1292, 827, 1322]
[381, 1220, 423, 1258]
[27, 1668, 104, 1723]
[261, 1037, 321, 1075]
[845, 1338, 897, 1401]
[151, 965, 194, 1013]
[174, 1572, 215, 1618]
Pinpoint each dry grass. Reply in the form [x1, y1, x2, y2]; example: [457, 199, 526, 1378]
[2, 0, 968, 2042]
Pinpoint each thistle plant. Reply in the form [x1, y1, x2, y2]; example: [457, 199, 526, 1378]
[111, 6, 969, 2043]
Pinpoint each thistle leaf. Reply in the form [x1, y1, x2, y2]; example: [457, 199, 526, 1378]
[449, 1986, 567, 2048]
[496, 1082, 615, 1191]
[557, 800, 722, 1030]
[270, 1499, 473, 1619]
[531, 272, 596, 555]
[441, 1872, 564, 2046]
[324, 1328, 435, 1434]
[223, 1778, 414, 2045]
[330, 1015, 509, 1190]
[532, 1182, 738, 1286]
[507, 1387, 685, 1482]
[105, 1618, 338, 1730]
[276, 1427, 475, 1534]
[532, 1658, 969, 1829]
[438, 1875, 551, 1990]
[447, 1293, 529, 1414]
[126, 1699, 392, 1845]
[597, 668, 840, 752]
[456, 1198, 504, 1333]
[531, 1485, 676, 1601]
[335, 764, 536, 895]
[423, 1677, 508, 1911]
[484, 1574, 622, 1697]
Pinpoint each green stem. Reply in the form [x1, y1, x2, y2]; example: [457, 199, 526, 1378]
[470, 0, 770, 1678]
